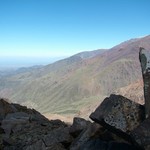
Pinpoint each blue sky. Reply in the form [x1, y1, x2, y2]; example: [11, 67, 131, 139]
[0, 0, 150, 68]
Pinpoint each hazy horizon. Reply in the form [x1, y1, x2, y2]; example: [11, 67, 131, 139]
[0, 56, 68, 70]
[0, 48, 105, 69]
[0, 0, 150, 69]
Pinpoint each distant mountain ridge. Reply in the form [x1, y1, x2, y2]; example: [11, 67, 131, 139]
[0, 35, 150, 116]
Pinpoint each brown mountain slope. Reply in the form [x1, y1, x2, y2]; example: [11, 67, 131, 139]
[0, 35, 149, 116]
[76, 80, 144, 120]
[115, 79, 144, 105]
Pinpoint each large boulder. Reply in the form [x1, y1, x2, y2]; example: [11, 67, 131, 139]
[90, 94, 145, 141]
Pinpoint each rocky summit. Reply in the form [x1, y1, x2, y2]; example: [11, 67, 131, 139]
[0, 97, 143, 150]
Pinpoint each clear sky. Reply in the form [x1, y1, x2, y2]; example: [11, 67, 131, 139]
[0, 0, 150, 68]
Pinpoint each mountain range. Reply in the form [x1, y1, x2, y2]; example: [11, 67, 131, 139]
[0, 35, 150, 117]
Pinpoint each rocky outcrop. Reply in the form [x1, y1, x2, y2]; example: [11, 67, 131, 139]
[139, 47, 150, 118]
[0, 98, 71, 150]
[90, 94, 145, 141]
[0, 97, 142, 150]
[82, 48, 150, 150]
[126, 47, 150, 150]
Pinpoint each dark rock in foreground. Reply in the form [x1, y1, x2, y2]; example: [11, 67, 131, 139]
[70, 122, 102, 150]
[131, 117, 150, 150]
[0, 98, 71, 150]
[0, 94, 145, 150]
[69, 117, 91, 137]
[90, 94, 145, 141]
